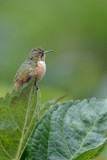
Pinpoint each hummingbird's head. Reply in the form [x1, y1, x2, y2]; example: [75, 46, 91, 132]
[28, 48, 53, 62]
[28, 48, 45, 62]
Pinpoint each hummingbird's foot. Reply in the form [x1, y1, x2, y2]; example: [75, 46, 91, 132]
[34, 81, 38, 91]
[35, 85, 38, 90]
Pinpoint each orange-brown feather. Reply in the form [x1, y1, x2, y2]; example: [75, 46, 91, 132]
[14, 61, 46, 90]
[14, 75, 31, 90]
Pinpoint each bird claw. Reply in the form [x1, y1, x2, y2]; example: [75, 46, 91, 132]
[34, 81, 38, 90]
[35, 85, 38, 90]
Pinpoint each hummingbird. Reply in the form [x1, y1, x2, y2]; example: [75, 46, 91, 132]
[14, 48, 52, 90]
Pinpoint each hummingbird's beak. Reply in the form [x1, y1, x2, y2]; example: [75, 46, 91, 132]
[44, 50, 53, 54]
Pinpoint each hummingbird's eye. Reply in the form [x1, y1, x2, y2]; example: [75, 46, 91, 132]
[41, 53, 44, 57]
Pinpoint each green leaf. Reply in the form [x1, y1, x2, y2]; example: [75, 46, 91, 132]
[0, 79, 40, 160]
[27, 98, 107, 160]
[39, 95, 67, 118]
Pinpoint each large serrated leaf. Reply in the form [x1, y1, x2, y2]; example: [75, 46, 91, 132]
[0, 79, 40, 160]
[27, 98, 107, 160]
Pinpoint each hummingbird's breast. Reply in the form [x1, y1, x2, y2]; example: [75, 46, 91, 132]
[34, 60, 46, 82]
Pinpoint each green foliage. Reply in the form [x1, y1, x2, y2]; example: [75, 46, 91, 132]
[0, 81, 107, 160]
[27, 98, 107, 160]
[0, 79, 40, 160]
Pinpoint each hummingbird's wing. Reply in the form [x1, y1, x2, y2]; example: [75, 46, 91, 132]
[14, 60, 37, 90]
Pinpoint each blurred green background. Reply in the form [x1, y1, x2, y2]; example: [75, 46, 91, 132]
[0, 1, 107, 159]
